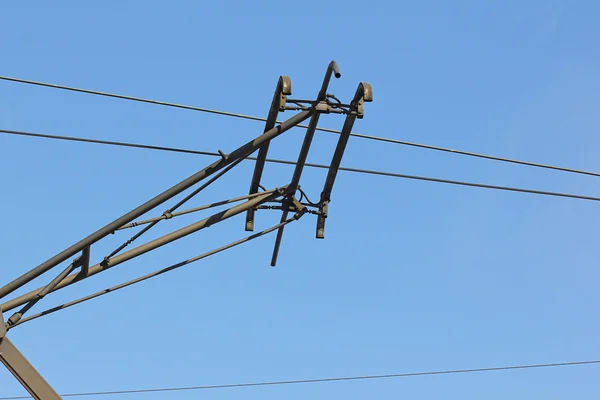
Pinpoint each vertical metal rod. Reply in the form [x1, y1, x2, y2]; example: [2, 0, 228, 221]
[289, 113, 321, 190]
[270, 61, 341, 265]
[78, 246, 90, 277]
[270, 208, 289, 267]
[0, 110, 312, 300]
[317, 61, 341, 100]
[1, 189, 286, 313]
[246, 76, 292, 231]
[270, 113, 321, 267]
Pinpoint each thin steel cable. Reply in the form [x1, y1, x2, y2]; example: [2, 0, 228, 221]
[105, 156, 246, 258]
[1, 75, 599, 178]
[1, 360, 598, 399]
[2, 129, 600, 203]
[116, 190, 277, 231]
[0, 76, 266, 122]
[10, 215, 300, 328]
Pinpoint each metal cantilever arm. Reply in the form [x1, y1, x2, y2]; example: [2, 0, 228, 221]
[316, 82, 373, 239]
[1, 189, 286, 314]
[245, 76, 292, 232]
[0, 108, 311, 301]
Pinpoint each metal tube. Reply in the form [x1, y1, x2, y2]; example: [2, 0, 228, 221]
[1, 190, 285, 312]
[270, 209, 289, 267]
[317, 61, 341, 101]
[7, 263, 76, 326]
[11, 215, 302, 328]
[0, 337, 62, 399]
[0, 110, 312, 300]
[316, 83, 372, 239]
[289, 112, 321, 189]
[246, 76, 292, 232]
[117, 190, 276, 230]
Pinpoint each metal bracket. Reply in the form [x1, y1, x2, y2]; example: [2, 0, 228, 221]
[73, 246, 91, 278]
[0, 308, 6, 339]
[245, 75, 292, 232]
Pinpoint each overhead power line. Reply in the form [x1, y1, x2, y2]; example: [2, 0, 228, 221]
[2, 128, 600, 203]
[1, 75, 599, 178]
[1, 359, 598, 399]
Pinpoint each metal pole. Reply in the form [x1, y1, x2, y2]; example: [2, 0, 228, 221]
[1, 189, 284, 313]
[0, 337, 62, 400]
[0, 110, 312, 300]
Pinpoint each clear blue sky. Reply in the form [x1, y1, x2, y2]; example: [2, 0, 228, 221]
[1, 1, 600, 399]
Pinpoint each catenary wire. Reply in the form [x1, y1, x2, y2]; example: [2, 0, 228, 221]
[2, 129, 600, 202]
[0, 360, 598, 399]
[1, 75, 599, 178]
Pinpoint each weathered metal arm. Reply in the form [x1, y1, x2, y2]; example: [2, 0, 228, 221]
[0, 110, 312, 300]
[270, 61, 341, 266]
[1, 189, 287, 313]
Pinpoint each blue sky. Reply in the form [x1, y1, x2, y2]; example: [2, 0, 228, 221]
[1, 1, 599, 398]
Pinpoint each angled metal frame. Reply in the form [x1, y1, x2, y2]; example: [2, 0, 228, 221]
[0, 60, 372, 399]
[0, 110, 313, 301]
[270, 61, 341, 266]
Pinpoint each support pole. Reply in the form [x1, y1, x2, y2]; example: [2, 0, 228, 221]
[0, 309, 61, 399]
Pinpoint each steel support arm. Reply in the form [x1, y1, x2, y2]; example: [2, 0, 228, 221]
[0, 110, 312, 300]
[1, 189, 285, 313]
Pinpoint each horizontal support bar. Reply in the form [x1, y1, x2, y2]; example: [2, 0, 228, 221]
[1, 189, 285, 313]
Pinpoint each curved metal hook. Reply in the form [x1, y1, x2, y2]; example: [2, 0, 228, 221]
[276, 75, 293, 111]
[317, 60, 342, 101]
[351, 82, 373, 119]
